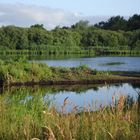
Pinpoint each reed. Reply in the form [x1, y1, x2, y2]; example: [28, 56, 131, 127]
[0, 89, 140, 140]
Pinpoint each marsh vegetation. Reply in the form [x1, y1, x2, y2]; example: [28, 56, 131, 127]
[0, 14, 140, 140]
[0, 86, 140, 140]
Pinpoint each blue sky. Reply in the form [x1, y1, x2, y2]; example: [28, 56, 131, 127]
[0, 0, 140, 29]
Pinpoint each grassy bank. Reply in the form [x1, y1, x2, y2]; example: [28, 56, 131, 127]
[0, 87, 140, 140]
[0, 61, 139, 87]
[0, 60, 140, 87]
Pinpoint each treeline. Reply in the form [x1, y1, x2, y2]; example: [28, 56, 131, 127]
[95, 14, 140, 31]
[0, 14, 140, 52]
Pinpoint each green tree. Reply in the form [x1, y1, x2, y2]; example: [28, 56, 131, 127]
[71, 20, 89, 30]
[127, 14, 140, 30]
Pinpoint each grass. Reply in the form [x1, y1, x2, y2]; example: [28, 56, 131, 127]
[0, 87, 140, 140]
[0, 59, 110, 85]
[0, 59, 139, 87]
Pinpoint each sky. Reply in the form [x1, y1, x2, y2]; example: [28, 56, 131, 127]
[0, 0, 140, 29]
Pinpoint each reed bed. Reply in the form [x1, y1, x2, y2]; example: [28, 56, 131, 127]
[0, 90, 140, 140]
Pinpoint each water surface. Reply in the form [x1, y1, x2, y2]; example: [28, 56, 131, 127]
[1, 83, 140, 112]
[35, 56, 140, 72]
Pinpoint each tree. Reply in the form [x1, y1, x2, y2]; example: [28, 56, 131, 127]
[71, 20, 89, 30]
[30, 24, 45, 30]
[95, 16, 127, 31]
[127, 14, 140, 30]
[28, 27, 53, 47]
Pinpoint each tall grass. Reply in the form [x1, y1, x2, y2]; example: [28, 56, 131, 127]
[0, 88, 140, 140]
[0, 59, 113, 85]
[0, 59, 140, 87]
[0, 60, 53, 83]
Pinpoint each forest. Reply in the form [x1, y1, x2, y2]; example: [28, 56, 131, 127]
[0, 14, 140, 52]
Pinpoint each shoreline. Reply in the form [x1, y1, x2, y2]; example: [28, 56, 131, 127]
[1, 75, 140, 87]
[0, 60, 140, 88]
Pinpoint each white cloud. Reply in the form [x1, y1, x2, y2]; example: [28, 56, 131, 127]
[0, 3, 109, 29]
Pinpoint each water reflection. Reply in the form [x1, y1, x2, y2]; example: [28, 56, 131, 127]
[1, 83, 140, 112]
[1, 55, 140, 71]
[0, 54, 91, 61]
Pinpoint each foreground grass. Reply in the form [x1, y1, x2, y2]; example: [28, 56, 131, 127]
[0, 59, 139, 86]
[0, 88, 140, 140]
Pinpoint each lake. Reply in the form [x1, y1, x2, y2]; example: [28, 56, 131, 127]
[1, 56, 140, 111]
[1, 83, 140, 112]
[35, 56, 140, 72]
